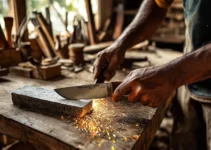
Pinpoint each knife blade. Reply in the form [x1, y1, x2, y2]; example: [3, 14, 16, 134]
[55, 82, 113, 100]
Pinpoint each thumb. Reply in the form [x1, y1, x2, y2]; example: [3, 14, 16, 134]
[112, 81, 131, 102]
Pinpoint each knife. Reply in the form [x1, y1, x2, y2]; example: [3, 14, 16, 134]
[54, 82, 120, 100]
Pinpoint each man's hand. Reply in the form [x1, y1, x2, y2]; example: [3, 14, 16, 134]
[93, 45, 125, 81]
[112, 67, 176, 107]
[93, 0, 167, 81]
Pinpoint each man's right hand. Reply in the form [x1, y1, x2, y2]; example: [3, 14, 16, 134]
[93, 44, 126, 81]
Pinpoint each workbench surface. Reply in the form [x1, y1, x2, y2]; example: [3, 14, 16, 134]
[0, 50, 181, 150]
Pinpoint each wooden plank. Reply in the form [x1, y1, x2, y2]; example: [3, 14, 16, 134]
[9, 66, 33, 78]
[45, 7, 53, 38]
[113, 3, 124, 40]
[0, 51, 181, 149]
[0, 49, 22, 67]
[84, 41, 112, 54]
[31, 18, 55, 58]
[7, 0, 28, 40]
[0, 24, 9, 49]
[0, 70, 174, 150]
[32, 63, 61, 80]
[35, 13, 56, 55]
[85, 0, 98, 44]
[29, 38, 44, 60]
[96, 0, 113, 30]
[35, 26, 55, 58]
[4, 17, 13, 48]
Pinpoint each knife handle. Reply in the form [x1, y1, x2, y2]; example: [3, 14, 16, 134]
[94, 62, 109, 84]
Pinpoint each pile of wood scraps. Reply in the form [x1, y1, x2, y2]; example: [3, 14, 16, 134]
[0, 17, 22, 77]
[0, 0, 161, 80]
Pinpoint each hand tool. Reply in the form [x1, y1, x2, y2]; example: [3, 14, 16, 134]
[55, 81, 120, 100]
[4, 17, 13, 48]
[55, 61, 112, 100]
[0, 24, 9, 49]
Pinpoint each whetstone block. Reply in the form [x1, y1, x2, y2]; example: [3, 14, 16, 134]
[11, 86, 92, 117]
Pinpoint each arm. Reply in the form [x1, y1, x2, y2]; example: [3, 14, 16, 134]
[112, 43, 211, 107]
[113, 0, 168, 51]
[94, 0, 170, 81]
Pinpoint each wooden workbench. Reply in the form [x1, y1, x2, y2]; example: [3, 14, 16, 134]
[0, 50, 182, 150]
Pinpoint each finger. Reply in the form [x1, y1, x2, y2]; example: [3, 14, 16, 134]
[148, 101, 159, 108]
[112, 81, 131, 102]
[148, 97, 162, 108]
[141, 95, 150, 106]
[103, 56, 119, 81]
[128, 84, 143, 103]
[93, 53, 107, 79]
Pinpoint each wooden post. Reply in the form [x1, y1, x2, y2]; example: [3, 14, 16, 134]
[35, 13, 56, 56]
[45, 7, 53, 38]
[7, 0, 27, 40]
[85, 0, 98, 45]
[4, 17, 13, 47]
[113, 4, 124, 40]
[96, 0, 113, 30]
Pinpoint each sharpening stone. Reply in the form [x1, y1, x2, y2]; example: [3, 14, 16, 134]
[11, 86, 93, 117]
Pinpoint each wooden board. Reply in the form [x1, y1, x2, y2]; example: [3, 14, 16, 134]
[0, 50, 181, 150]
[0, 74, 173, 150]
[7, 0, 28, 41]
[0, 49, 22, 68]
[85, 0, 98, 44]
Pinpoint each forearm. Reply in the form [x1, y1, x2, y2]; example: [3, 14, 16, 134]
[113, 0, 168, 52]
[159, 43, 211, 88]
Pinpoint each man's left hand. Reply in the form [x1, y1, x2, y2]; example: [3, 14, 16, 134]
[112, 67, 175, 107]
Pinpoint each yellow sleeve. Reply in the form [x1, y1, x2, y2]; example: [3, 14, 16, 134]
[154, 0, 174, 9]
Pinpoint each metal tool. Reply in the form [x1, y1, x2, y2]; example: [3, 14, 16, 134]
[55, 82, 120, 100]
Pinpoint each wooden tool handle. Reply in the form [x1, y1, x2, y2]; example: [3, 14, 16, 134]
[0, 24, 9, 49]
[4, 17, 13, 48]
[94, 62, 109, 84]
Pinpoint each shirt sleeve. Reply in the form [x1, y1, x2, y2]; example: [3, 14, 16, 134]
[154, 0, 174, 9]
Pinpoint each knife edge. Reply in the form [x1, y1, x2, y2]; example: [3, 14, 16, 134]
[54, 83, 113, 100]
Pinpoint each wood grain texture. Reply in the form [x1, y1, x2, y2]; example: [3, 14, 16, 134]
[0, 75, 173, 150]
[85, 0, 98, 44]
[0, 49, 22, 67]
[0, 25, 9, 49]
[7, 0, 28, 41]
[113, 3, 124, 40]
[36, 13, 56, 55]
[0, 50, 181, 150]
[4, 17, 13, 48]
